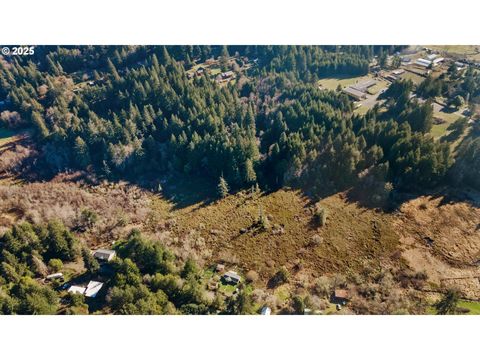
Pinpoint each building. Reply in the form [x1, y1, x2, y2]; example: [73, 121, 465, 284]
[455, 61, 467, 70]
[68, 285, 86, 295]
[93, 249, 116, 262]
[46, 272, 64, 281]
[426, 53, 438, 60]
[220, 71, 234, 80]
[351, 79, 376, 93]
[332, 289, 351, 305]
[222, 270, 241, 285]
[392, 69, 405, 76]
[432, 57, 444, 66]
[343, 87, 367, 101]
[261, 306, 272, 315]
[85, 281, 103, 298]
[415, 58, 432, 68]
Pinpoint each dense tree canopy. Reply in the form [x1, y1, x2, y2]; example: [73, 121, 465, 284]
[0, 45, 477, 194]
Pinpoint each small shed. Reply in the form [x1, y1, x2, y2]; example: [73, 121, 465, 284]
[46, 272, 64, 281]
[93, 249, 116, 262]
[215, 264, 225, 273]
[222, 271, 241, 285]
[85, 281, 104, 298]
[261, 306, 272, 315]
[332, 289, 351, 305]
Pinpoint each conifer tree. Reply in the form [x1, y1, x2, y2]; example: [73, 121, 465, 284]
[217, 176, 229, 198]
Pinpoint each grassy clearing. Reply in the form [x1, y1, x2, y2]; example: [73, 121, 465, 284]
[318, 74, 372, 91]
[427, 45, 480, 61]
[427, 301, 480, 315]
[457, 301, 480, 315]
[399, 71, 425, 85]
[431, 111, 461, 138]
[354, 104, 370, 115]
[150, 179, 401, 283]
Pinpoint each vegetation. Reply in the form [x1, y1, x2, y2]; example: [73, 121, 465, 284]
[0, 45, 479, 315]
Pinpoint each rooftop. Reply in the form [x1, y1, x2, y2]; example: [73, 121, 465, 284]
[68, 285, 86, 295]
[85, 281, 104, 298]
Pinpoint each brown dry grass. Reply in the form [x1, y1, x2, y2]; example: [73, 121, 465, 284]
[148, 189, 400, 286]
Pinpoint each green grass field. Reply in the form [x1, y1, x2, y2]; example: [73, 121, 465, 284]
[427, 301, 480, 315]
[431, 111, 462, 138]
[457, 301, 480, 314]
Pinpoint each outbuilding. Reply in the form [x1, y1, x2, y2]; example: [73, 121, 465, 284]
[343, 87, 367, 101]
[46, 272, 64, 281]
[93, 249, 116, 262]
[332, 289, 351, 305]
[415, 58, 432, 67]
[222, 271, 241, 285]
[261, 306, 272, 315]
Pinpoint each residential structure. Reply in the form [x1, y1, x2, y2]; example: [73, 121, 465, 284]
[222, 271, 241, 285]
[93, 249, 116, 262]
[85, 281, 104, 298]
[332, 289, 351, 305]
[68, 285, 86, 295]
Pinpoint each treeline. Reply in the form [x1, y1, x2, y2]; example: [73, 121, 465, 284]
[259, 81, 451, 194]
[0, 46, 477, 195]
[0, 221, 79, 314]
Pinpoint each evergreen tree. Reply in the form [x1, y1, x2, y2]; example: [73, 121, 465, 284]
[217, 176, 229, 198]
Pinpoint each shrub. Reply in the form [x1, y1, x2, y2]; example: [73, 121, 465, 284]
[308, 234, 323, 247]
[271, 266, 289, 286]
[292, 295, 305, 314]
[313, 203, 327, 226]
[246, 270, 259, 283]
[257, 207, 270, 230]
[314, 276, 332, 298]
[48, 259, 63, 272]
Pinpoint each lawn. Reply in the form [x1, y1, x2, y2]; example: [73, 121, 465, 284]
[457, 301, 480, 315]
[427, 301, 480, 315]
[318, 74, 372, 91]
[431, 110, 462, 138]
[399, 71, 425, 85]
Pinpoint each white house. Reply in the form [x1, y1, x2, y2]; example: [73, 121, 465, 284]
[85, 281, 104, 298]
[93, 249, 116, 262]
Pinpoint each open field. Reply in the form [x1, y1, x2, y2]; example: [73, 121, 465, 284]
[318, 74, 372, 91]
[399, 71, 425, 85]
[431, 111, 461, 138]
[427, 45, 480, 61]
